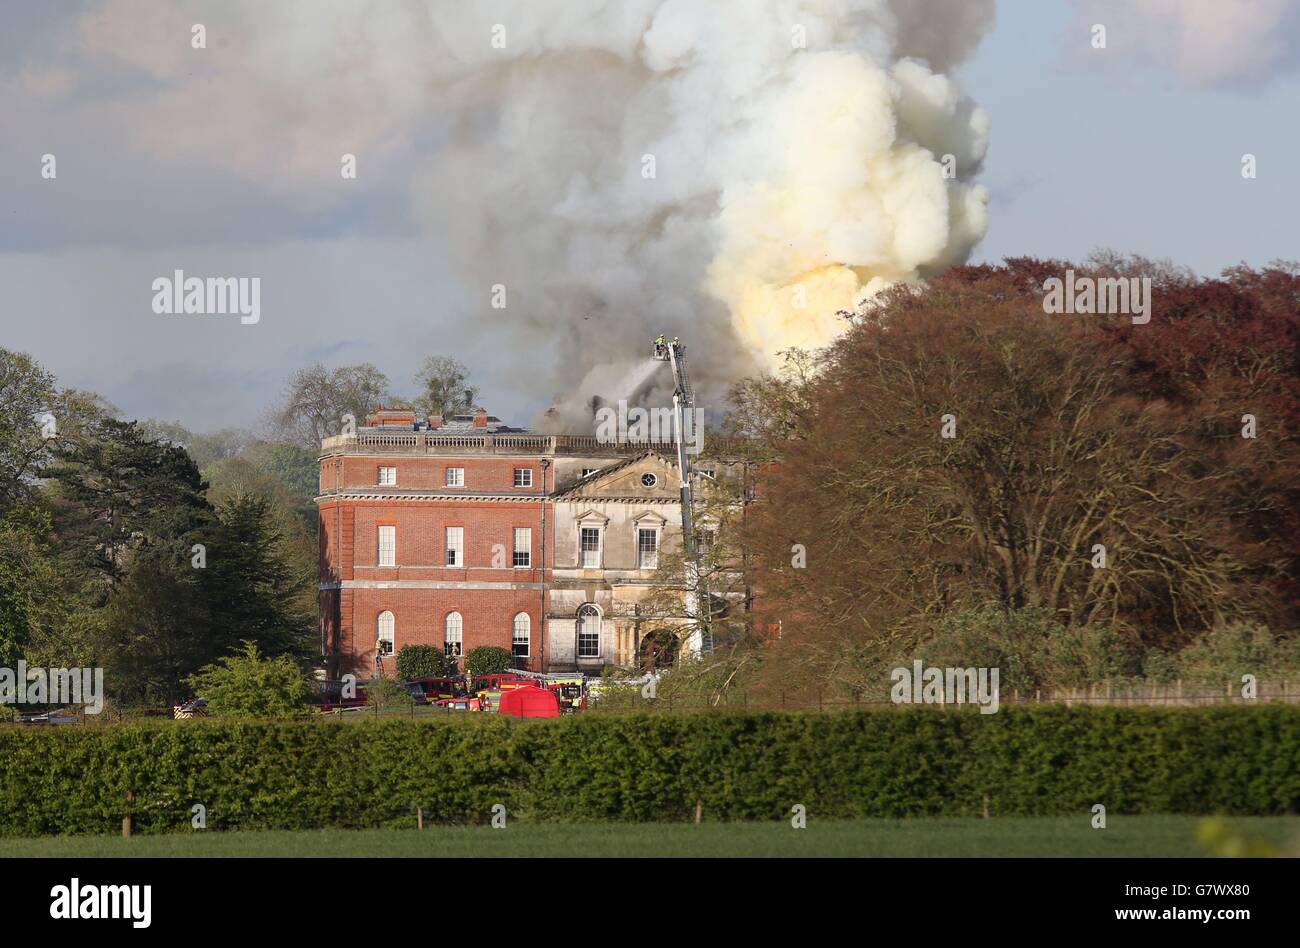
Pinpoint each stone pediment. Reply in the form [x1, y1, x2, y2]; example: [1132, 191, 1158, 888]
[556, 452, 680, 501]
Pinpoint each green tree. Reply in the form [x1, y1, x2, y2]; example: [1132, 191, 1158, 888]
[185, 641, 312, 717]
[48, 417, 211, 593]
[236, 441, 319, 503]
[362, 675, 415, 710]
[138, 420, 250, 469]
[100, 550, 212, 705]
[413, 356, 478, 420]
[0, 516, 57, 666]
[395, 644, 449, 680]
[200, 492, 317, 663]
[465, 646, 513, 678]
[0, 348, 57, 514]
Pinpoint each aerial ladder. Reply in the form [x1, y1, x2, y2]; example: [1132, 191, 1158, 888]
[651, 335, 709, 655]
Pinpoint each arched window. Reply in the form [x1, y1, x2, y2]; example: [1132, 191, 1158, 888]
[444, 611, 463, 657]
[376, 611, 395, 656]
[512, 612, 530, 658]
[577, 604, 601, 659]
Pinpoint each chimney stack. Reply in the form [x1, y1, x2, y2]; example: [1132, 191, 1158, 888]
[365, 405, 417, 428]
[472, 407, 489, 429]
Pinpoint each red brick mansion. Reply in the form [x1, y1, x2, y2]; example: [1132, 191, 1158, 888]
[318, 406, 748, 679]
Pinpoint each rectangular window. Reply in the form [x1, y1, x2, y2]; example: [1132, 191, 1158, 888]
[580, 527, 601, 568]
[377, 526, 396, 567]
[698, 529, 716, 556]
[513, 467, 533, 488]
[445, 467, 464, 487]
[513, 527, 532, 567]
[378, 466, 396, 486]
[445, 526, 463, 567]
[581, 468, 599, 478]
[637, 528, 658, 569]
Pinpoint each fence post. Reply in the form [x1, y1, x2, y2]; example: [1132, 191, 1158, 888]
[417, 806, 424, 830]
[122, 791, 133, 838]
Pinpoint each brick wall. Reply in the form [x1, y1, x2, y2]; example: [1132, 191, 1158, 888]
[320, 454, 549, 677]
[337, 455, 541, 493]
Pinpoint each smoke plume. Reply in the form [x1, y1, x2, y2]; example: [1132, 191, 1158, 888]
[403, 0, 995, 425]
[72, 0, 995, 428]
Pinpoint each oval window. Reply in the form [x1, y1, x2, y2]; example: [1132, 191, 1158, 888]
[641, 473, 657, 488]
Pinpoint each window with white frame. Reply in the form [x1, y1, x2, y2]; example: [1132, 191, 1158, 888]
[377, 525, 396, 566]
[513, 527, 532, 567]
[445, 467, 464, 487]
[512, 612, 530, 658]
[637, 527, 659, 569]
[698, 528, 717, 556]
[577, 604, 600, 658]
[377, 466, 397, 486]
[445, 526, 463, 567]
[513, 467, 533, 488]
[581, 468, 600, 478]
[376, 610, 395, 655]
[580, 527, 601, 568]
[444, 612, 463, 657]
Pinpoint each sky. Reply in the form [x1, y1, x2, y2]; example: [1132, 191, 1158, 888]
[2, 0, 1298, 434]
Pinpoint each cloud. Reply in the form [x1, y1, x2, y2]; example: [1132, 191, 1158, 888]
[1069, 0, 1300, 88]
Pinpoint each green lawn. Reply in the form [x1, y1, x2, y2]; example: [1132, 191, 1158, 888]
[3, 816, 1297, 857]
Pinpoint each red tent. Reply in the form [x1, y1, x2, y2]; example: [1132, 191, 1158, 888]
[496, 683, 561, 718]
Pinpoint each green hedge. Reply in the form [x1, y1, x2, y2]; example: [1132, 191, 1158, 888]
[1, 706, 1297, 835]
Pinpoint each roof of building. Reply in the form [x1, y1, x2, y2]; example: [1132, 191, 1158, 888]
[362, 405, 532, 434]
[550, 451, 676, 497]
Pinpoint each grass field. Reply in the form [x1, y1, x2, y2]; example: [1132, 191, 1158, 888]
[2, 816, 1297, 858]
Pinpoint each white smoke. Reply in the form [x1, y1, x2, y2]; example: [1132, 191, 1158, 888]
[71, 0, 995, 428]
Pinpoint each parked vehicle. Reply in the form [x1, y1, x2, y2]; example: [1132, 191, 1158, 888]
[471, 673, 529, 693]
[434, 695, 483, 712]
[16, 709, 81, 725]
[405, 676, 468, 704]
[313, 679, 369, 712]
[172, 697, 209, 720]
[544, 677, 587, 712]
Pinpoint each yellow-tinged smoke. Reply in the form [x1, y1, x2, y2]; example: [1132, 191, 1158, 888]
[708, 55, 990, 367]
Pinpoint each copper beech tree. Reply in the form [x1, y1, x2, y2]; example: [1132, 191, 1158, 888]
[737, 258, 1300, 696]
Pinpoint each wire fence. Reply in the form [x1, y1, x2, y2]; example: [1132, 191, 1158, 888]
[7, 679, 1298, 724]
[586, 679, 1300, 712]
